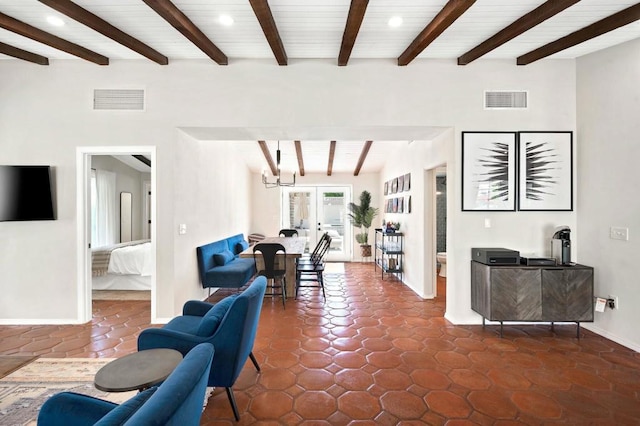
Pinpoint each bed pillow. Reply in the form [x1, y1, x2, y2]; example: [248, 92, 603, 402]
[196, 295, 238, 337]
[235, 240, 249, 255]
[213, 250, 235, 266]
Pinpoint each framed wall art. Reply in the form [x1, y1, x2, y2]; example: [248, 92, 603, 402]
[517, 131, 573, 211]
[391, 178, 398, 193]
[462, 131, 517, 211]
[403, 173, 411, 191]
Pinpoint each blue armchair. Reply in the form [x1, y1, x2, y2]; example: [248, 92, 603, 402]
[137, 276, 267, 421]
[37, 343, 214, 426]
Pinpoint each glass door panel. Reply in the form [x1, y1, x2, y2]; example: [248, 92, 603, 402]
[281, 186, 351, 261]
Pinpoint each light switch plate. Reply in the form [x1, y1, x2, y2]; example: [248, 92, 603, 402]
[179, 224, 187, 235]
[610, 227, 629, 241]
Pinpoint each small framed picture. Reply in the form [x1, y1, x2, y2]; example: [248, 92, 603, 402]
[398, 175, 404, 192]
[384, 181, 389, 195]
[391, 178, 398, 193]
[403, 173, 411, 191]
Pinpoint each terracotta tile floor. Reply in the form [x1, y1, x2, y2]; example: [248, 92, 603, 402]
[2, 263, 640, 424]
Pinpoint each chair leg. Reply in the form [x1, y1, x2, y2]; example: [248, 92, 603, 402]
[249, 351, 261, 372]
[318, 271, 326, 300]
[225, 387, 240, 421]
[281, 277, 286, 309]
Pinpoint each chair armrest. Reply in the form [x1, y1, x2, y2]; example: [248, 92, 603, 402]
[183, 300, 214, 317]
[137, 328, 207, 356]
[38, 392, 117, 426]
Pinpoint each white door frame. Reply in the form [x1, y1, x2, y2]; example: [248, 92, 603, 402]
[76, 146, 157, 323]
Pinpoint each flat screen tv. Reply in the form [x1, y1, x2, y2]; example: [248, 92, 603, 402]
[0, 165, 56, 221]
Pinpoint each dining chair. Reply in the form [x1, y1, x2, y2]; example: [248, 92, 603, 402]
[253, 243, 287, 308]
[295, 234, 331, 300]
[278, 229, 298, 237]
[297, 232, 329, 265]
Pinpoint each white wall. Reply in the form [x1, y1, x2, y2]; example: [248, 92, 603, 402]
[0, 58, 577, 326]
[576, 38, 640, 351]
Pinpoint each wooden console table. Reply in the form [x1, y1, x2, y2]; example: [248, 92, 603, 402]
[471, 261, 594, 337]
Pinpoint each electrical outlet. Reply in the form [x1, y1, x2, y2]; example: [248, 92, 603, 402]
[610, 227, 629, 241]
[608, 295, 619, 310]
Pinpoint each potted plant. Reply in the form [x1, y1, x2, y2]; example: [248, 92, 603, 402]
[348, 190, 379, 258]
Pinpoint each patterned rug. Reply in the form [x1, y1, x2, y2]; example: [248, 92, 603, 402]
[0, 356, 38, 380]
[0, 358, 135, 426]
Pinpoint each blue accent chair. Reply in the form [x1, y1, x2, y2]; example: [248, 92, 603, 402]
[137, 276, 267, 421]
[37, 343, 214, 426]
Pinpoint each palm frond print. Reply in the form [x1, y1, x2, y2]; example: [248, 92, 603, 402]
[525, 141, 559, 200]
[476, 142, 510, 201]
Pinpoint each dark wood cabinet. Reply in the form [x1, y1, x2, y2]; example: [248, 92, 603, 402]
[471, 261, 594, 336]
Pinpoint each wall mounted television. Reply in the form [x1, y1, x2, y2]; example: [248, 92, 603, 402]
[0, 165, 56, 221]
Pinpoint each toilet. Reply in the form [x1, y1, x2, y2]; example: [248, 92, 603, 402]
[436, 252, 447, 277]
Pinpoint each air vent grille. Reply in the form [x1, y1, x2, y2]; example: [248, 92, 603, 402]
[485, 91, 528, 109]
[94, 89, 144, 111]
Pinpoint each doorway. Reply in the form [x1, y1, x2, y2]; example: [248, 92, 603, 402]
[76, 146, 157, 323]
[280, 186, 352, 261]
[433, 166, 448, 298]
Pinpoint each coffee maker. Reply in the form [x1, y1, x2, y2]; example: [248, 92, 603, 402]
[551, 226, 571, 265]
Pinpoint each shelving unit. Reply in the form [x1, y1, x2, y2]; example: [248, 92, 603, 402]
[374, 229, 404, 281]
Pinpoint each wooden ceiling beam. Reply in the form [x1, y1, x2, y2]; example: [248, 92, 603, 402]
[249, 0, 287, 65]
[338, 0, 369, 66]
[0, 11, 108, 65]
[458, 0, 580, 66]
[294, 140, 305, 176]
[517, 3, 640, 65]
[142, 0, 227, 65]
[0, 41, 49, 65]
[327, 141, 336, 176]
[258, 141, 278, 176]
[38, 0, 168, 65]
[353, 140, 372, 176]
[398, 0, 475, 66]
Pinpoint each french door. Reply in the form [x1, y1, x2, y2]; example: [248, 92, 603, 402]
[281, 186, 351, 261]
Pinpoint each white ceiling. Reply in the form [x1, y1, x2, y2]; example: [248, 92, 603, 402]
[1, 1, 638, 62]
[1, 1, 638, 174]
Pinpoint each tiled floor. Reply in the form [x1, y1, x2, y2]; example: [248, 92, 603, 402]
[1, 263, 640, 424]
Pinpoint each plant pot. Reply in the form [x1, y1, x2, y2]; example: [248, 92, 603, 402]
[360, 244, 372, 258]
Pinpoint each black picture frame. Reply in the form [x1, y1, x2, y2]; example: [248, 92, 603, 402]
[462, 131, 517, 211]
[517, 131, 573, 211]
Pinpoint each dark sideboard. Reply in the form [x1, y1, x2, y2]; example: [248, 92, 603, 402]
[470, 261, 594, 337]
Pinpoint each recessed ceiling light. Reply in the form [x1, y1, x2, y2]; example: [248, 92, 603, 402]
[46, 16, 65, 27]
[47, 16, 65, 27]
[219, 14, 234, 26]
[388, 16, 403, 28]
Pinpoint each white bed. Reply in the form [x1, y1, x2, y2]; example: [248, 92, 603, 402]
[92, 240, 152, 290]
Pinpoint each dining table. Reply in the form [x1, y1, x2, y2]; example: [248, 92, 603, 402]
[239, 236, 307, 298]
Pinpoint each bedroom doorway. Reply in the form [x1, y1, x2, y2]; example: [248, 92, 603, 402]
[76, 147, 157, 323]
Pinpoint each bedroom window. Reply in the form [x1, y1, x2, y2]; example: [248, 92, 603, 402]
[91, 168, 117, 247]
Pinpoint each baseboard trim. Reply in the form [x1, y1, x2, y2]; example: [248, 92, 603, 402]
[582, 323, 640, 352]
[0, 318, 84, 325]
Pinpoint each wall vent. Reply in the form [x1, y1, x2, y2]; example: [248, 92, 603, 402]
[94, 89, 144, 111]
[484, 90, 528, 109]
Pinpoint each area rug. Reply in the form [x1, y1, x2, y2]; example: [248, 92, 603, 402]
[92, 290, 151, 301]
[0, 357, 212, 426]
[0, 358, 136, 426]
[0, 356, 38, 380]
